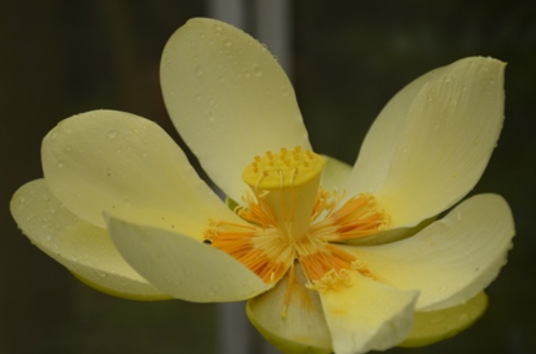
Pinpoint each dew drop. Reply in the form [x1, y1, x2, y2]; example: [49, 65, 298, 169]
[196, 66, 203, 76]
[195, 93, 202, 101]
[458, 313, 469, 322]
[107, 130, 117, 139]
[224, 39, 232, 47]
[58, 160, 64, 169]
[207, 111, 215, 123]
[457, 212, 463, 221]
[253, 65, 263, 77]
[429, 314, 446, 325]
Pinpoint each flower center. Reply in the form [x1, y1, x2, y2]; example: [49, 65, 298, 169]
[241, 147, 325, 241]
[204, 147, 389, 292]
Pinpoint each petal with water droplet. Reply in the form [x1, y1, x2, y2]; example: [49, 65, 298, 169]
[344, 194, 514, 311]
[107, 215, 272, 302]
[41, 110, 243, 239]
[161, 18, 311, 203]
[348, 57, 506, 229]
[10, 179, 169, 300]
[319, 270, 418, 354]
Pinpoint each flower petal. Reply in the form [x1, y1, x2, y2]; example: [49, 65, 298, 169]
[400, 291, 488, 348]
[348, 57, 506, 228]
[10, 179, 169, 300]
[349, 194, 514, 311]
[320, 270, 419, 354]
[246, 264, 332, 354]
[160, 18, 311, 203]
[320, 155, 352, 193]
[106, 215, 272, 302]
[42, 110, 239, 239]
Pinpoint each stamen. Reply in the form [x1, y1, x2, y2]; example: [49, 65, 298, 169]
[310, 193, 389, 242]
[204, 220, 293, 284]
[281, 263, 295, 319]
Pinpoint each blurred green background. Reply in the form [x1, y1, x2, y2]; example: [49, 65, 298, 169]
[1, 0, 534, 353]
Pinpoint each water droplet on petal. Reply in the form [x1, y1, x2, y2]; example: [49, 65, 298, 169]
[107, 130, 117, 139]
[17, 196, 26, 210]
[253, 65, 262, 77]
[224, 39, 232, 47]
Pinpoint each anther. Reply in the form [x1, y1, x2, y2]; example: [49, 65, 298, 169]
[281, 147, 288, 155]
[266, 151, 273, 159]
[254, 155, 261, 162]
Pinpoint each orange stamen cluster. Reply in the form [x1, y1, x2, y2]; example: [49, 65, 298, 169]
[310, 193, 389, 242]
[205, 220, 292, 284]
[204, 148, 389, 297]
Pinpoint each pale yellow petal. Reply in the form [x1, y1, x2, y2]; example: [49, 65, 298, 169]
[107, 216, 272, 302]
[320, 155, 352, 193]
[246, 264, 332, 354]
[42, 110, 242, 239]
[401, 292, 488, 347]
[349, 57, 506, 228]
[348, 61, 449, 196]
[349, 194, 514, 311]
[320, 270, 419, 354]
[10, 179, 169, 300]
[161, 18, 311, 203]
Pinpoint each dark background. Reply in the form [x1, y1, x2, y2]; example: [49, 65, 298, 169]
[1, 1, 534, 353]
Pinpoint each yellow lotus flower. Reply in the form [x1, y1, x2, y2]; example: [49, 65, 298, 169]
[11, 18, 514, 354]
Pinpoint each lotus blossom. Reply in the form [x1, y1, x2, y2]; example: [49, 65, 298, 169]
[11, 18, 514, 354]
